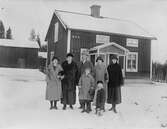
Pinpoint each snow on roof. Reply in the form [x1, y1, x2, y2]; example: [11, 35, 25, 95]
[0, 39, 39, 48]
[55, 10, 156, 39]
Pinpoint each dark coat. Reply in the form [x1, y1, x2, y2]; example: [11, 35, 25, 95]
[61, 61, 78, 105]
[107, 63, 123, 87]
[107, 63, 123, 104]
[62, 61, 78, 90]
[96, 88, 105, 110]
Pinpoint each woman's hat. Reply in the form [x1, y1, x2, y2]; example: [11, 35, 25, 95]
[52, 56, 59, 62]
[111, 55, 118, 60]
[66, 53, 74, 57]
[96, 56, 104, 62]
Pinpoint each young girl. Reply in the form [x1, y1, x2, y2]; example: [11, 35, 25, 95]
[78, 68, 95, 113]
[95, 81, 106, 116]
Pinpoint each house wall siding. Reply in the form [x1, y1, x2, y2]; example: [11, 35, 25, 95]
[70, 30, 151, 78]
[46, 14, 67, 64]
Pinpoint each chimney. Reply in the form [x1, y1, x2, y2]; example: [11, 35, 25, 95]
[90, 5, 101, 18]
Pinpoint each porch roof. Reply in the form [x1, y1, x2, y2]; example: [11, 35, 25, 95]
[89, 42, 129, 56]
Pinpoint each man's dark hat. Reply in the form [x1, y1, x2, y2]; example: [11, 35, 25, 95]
[96, 56, 104, 62]
[66, 53, 74, 57]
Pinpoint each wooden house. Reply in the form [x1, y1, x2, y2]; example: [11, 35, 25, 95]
[0, 39, 39, 68]
[45, 5, 157, 79]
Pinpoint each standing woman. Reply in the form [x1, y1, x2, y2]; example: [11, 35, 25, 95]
[93, 56, 108, 108]
[107, 55, 124, 113]
[45, 56, 63, 110]
[61, 53, 78, 110]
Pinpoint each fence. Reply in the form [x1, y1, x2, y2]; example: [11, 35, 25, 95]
[152, 63, 167, 83]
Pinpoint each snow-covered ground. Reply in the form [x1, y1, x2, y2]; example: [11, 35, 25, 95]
[0, 68, 167, 129]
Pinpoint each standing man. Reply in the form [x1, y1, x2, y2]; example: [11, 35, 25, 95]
[77, 52, 94, 109]
[61, 53, 78, 110]
[107, 55, 124, 113]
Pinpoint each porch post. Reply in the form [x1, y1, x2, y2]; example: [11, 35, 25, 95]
[123, 55, 126, 78]
[67, 29, 71, 53]
[150, 44, 152, 80]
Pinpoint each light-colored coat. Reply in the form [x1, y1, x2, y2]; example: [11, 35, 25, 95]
[78, 73, 95, 101]
[45, 64, 63, 101]
[93, 64, 108, 104]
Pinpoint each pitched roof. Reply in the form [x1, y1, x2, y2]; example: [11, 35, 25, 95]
[54, 10, 156, 40]
[90, 42, 129, 55]
[0, 39, 39, 48]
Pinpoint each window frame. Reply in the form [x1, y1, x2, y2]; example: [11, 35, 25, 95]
[54, 22, 59, 43]
[126, 52, 138, 72]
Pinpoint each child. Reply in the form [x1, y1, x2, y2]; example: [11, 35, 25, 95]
[78, 68, 95, 113]
[95, 81, 106, 116]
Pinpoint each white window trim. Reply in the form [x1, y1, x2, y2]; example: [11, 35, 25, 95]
[54, 22, 59, 43]
[126, 52, 138, 72]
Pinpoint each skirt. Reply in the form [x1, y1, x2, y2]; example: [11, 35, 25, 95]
[107, 87, 121, 104]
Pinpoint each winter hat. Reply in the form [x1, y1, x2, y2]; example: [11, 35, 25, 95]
[111, 55, 118, 60]
[96, 56, 104, 62]
[66, 53, 74, 57]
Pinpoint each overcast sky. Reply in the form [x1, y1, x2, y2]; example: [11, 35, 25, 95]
[0, 0, 167, 63]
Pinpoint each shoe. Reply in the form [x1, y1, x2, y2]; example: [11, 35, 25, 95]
[70, 105, 73, 109]
[53, 106, 58, 110]
[113, 108, 117, 113]
[97, 110, 103, 116]
[81, 109, 86, 113]
[86, 109, 90, 113]
[109, 107, 113, 111]
[63, 105, 66, 110]
[50, 106, 54, 110]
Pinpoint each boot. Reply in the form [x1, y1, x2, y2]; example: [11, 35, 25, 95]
[81, 102, 86, 113]
[70, 105, 73, 109]
[112, 103, 117, 113]
[50, 101, 54, 110]
[53, 100, 58, 109]
[63, 104, 66, 110]
[86, 101, 91, 113]
[97, 109, 103, 116]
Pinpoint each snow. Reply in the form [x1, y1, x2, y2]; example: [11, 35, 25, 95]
[0, 39, 39, 49]
[0, 67, 167, 129]
[55, 10, 156, 39]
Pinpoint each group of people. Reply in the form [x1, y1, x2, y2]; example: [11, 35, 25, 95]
[45, 52, 124, 116]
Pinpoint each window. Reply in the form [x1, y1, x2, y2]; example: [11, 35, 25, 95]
[126, 38, 138, 47]
[54, 22, 59, 43]
[126, 52, 138, 72]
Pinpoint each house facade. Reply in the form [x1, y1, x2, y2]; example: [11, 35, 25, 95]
[45, 5, 156, 79]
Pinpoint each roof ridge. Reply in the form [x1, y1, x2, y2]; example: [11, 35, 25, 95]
[55, 9, 138, 23]
[55, 9, 90, 16]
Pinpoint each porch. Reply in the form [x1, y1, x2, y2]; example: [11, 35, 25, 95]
[89, 42, 129, 77]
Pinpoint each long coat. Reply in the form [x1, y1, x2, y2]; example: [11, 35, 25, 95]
[107, 63, 123, 104]
[45, 64, 63, 101]
[78, 60, 94, 79]
[61, 61, 78, 105]
[93, 64, 108, 104]
[78, 74, 95, 101]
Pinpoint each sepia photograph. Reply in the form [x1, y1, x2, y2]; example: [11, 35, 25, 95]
[0, 0, 167, 129]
